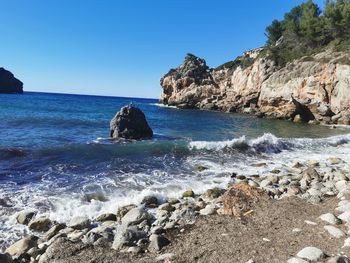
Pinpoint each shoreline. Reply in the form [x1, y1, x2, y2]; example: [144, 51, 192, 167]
[2, 154, 350, 262]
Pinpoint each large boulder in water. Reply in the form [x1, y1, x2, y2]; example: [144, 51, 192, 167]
[110, 105, 153, 140]
[0, 68, 23, 94]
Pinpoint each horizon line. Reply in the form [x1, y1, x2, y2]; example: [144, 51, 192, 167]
[24, 90, 159, 100]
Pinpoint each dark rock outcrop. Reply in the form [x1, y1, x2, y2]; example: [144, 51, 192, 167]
[0, 68, 23, 94]
[110, 105, 153, 140]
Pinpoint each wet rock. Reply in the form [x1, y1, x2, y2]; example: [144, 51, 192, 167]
[112, 226, 147, 250]
[116, 204, 137, 220]
[182, 189, 195, 198]
[260, 179, 272, 188]
[28, 217, 52, 232]
[5, 235, 38, 259]
[141, 195, 159, 208]
[121, 207, 149, 226]
[296, 246, 324, 261]
[223, 182, 268, 217]
[16, 211, 35, 226]
[167, 198, 179, 205]
[158, 203, 175, 212]
[0, 253, 12, 263]
[67, 229, 88, 241]
[195, 164, 208, 172]
[82, 231, 103, 244]
[43, 224, 66, 241]
[324, 225, 345, 238]
[148, 234, 171, 252]
[319, 213, 341, 225]
[203, 187, 225, 200]
[110, 105, 153, 140]
[68, 217, 91, 230]
[96, 213, 117, 222]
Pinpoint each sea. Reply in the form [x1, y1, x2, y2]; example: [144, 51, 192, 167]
[1, 91, 350, 251]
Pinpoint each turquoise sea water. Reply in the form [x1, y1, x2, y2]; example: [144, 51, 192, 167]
[1, 91, 350, 250]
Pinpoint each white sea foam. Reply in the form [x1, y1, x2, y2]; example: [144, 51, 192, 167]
[1, 132, 350, 252]
[152, 103, 178, 109]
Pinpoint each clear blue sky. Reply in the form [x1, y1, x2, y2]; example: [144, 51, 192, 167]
[0, 0, 324, 98]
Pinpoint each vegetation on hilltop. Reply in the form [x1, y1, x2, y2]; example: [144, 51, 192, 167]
[216, 0, 350, 70]
[264, 0, 350, 66]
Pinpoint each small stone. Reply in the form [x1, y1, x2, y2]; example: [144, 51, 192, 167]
[5, 235, 38, 259]
[287, 258, 308, 263]
[182, 190, 195, 198]
[28, 217, 52, 232]
[141, 195, 159, 208]
[304, 220, 317, 225]
[329, 157, 343, 165]
[16, 211, 35, 225]
[121, 207, 149, 226]
[292, 228, 302, 233]
[327, 256, 350, 263]
[324, 225, 346, 238]
[203, 187, 225, 200]
[112, 227, 147, 250]
[339, 211, 350, 224]
[199, 204, 216, 216]
[167, 198, 179, 205]
[127, 246, 142, 254]
[260, 179, 272, 188]
[43, 224, 66, 241]
[195, 165, 208, 172]
[156, 253, 175, 262]
[297, 246, 324, 261]
[116, 204, 137, 220]
[262, 238, 270, 242]
[96, 213, 117, 222]
[68, 217, 91, 230]
[158, 203, 175, 212]
[343, 237, 350, 247]
[148, 234, 171, 252]
[319, 213, 341, 225]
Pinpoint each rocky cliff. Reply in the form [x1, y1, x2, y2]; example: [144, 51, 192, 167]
[160, 50, 350, 125]
[0, 68, 23, 94]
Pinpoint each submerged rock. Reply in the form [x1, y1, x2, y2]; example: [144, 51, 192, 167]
[0, 68, 23, 94]
[110, 105, 153, 140]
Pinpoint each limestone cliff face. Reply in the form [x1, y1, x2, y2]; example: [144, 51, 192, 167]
[160, 50, 350, 125]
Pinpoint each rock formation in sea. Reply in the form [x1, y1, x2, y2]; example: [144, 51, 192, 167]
[160, 50, 350, 125]
[0, 68, 23, 94]
[110, 105, 153, 140]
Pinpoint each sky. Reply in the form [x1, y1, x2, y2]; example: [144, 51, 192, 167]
[0, 0, 325, 99]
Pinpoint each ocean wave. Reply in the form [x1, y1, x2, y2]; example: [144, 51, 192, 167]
[152, 103, 178, 109]
[189, 132, 350, 154]
[189, 133, 287, 154]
